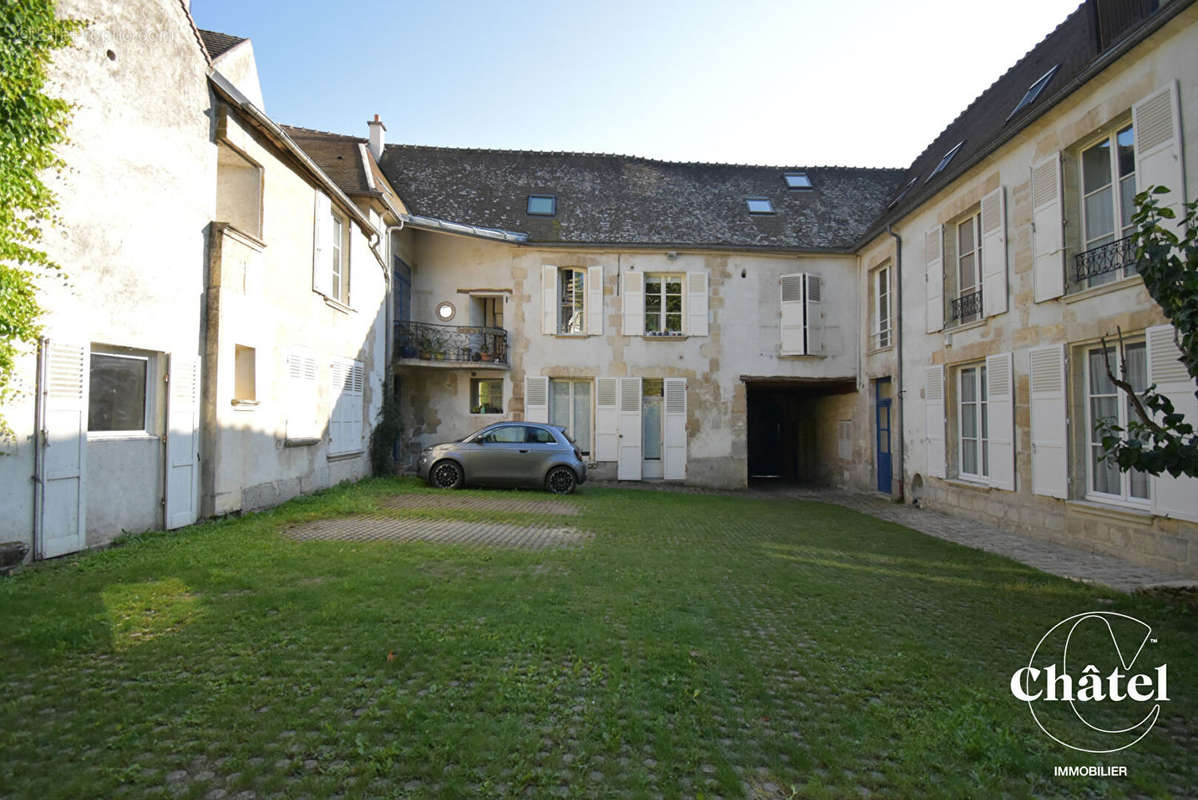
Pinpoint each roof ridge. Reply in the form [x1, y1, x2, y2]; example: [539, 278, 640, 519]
[381, 142, 904, 172]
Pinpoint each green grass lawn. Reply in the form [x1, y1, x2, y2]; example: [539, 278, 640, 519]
[1, 478, 1194, 799]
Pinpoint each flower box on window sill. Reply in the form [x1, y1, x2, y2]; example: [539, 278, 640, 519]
[644, 332, 687, 340]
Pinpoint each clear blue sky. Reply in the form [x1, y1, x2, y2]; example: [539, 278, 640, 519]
[191, 0, 1082, 169]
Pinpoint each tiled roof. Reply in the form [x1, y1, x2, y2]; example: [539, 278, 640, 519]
[282, 126, 406, 213]
[872, 0, 1190, 235]
[377, 145, 905, 251]
[198, 29, 246, 60]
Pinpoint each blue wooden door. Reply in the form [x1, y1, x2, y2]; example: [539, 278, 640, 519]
[876, 379, 892, 494]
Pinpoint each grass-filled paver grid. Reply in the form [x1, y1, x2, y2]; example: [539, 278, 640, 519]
[1, 477, 1194, 799]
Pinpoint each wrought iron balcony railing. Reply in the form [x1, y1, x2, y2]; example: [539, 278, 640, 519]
[1073, 235, 1139, 285]
[950, 288, 983, 322]
[394, 321, 509, 367]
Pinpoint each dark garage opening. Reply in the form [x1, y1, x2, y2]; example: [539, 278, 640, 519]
[744, 377, 857, 486]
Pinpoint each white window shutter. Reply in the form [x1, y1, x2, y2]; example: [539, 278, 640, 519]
[1031, 155, 1065, 302]
[350, 361, 364, 451]
[525, 375, 549, 423]
[165, 354, 202, 530]
[924, 228, 944, 333]
[980, 186, 1008, 318]
[312, 192, 333, 297]
[686, 272, 708, 336]
[986, 352, 1015, 491]
[780, 273, 805, 355]
[663, 378, 687, 480]
[542, 265, 558, 335]
[925, 365, 946, 479]
[586, 265, 604, 336]
[1146, 325, 1198, 522]
[37, 339, 89, 558]
[329, 359, 348, 454]
[804, 274, 823, 355]
[617, 377, 642, 480]
[622, 273, 643, 336]
[1029, 344, 1068, 498]
[1133, 82, 1186, 235]
[594, 377, 619, 461]
[286, 351, 319, 441]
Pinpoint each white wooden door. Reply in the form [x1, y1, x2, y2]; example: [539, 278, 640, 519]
[38, 340, 89, 558]
[617, 377, 642, 480]
[165, 354, 201, 530]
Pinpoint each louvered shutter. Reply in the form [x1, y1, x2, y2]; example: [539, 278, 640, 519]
[586, 265, 604, 335]
[37, 340, 89, 558]
[925, 365, 946, 479]
[286, 351, 319, 441]
[329, 359, 348, 453]
[350, 361, 365, 452]
[622, 272, 643, 336]
[980, 186, 1008, 317]
[312, 192, 333, 297]
[780, 273, 805, 355]
[663, 378, 687, 480]
[1031, 155, 1065, 302]
[329, 358, 365, 455]
[686, 272, 708, 336]
[525, 376, 549, 423]
[1133, 82, 1186, 236]
[1029, 344, 1068, 498]
[925, 227, 944, 333]
[986, 352, 1015, 491]
[542, 265, 558, 335]
[804, 274, 823, 355]
[594, 377, 618, 461]
[617, 377, 642, 480]
[165, 354, 201, 529]
[1146, 325, 1198, 521]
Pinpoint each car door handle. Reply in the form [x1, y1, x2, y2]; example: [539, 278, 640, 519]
[519, 449, 529, 453]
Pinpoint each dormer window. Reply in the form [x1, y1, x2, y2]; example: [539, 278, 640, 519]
[527, 195, 556, 216]
[926, 141, 965, 182]
[784, 172, 812, 189]
[746, 197, 775, 215]
[1006, 65, 1060, 123]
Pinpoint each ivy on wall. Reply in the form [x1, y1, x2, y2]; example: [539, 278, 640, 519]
[0, 1, 83, 446]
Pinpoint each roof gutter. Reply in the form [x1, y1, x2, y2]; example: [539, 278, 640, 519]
[400, 214, 528, 244]
[208, 70, 375, 235]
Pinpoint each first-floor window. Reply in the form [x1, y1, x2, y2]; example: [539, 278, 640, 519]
[958, 364, 989, 479]
[471, 378, 503, 414]
[88, 350, 150, 433]
[873, 265, 891, 348]
[550, 379, 591, 456]
[1086, 342, 1149, 503]
[645, 273, 683, 335]
[558, 268, 585, 334]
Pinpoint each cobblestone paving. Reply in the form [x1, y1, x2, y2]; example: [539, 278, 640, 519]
[590, 481, 1190, 592]
[285, 516, 591, 549]
[378, 493, 580, 516]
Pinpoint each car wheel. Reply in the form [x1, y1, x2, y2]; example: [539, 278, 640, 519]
[545, 466, 577, 495]
[431, 460, 464, 489]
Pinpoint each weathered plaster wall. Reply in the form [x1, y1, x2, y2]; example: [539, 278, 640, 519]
[0, 0, 215, 550]
[399, 232, 858, 488]
[874, 9, 1198, 574]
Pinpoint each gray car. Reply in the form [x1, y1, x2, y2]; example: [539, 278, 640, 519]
[417, 422, 587, 494]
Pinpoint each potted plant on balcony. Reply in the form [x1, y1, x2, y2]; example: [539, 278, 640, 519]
[479, 350, 493, 363]
[415, 330, 433, 360]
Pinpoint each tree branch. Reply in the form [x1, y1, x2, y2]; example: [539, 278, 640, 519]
[1100, 327, 1167, 439]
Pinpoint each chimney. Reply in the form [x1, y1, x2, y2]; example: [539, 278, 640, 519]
[367, 114, 386, 160]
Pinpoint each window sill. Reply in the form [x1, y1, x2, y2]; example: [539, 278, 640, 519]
[1070, 498, 1154, 524]
[470, 412, 505, 417]
[642, 334, 689, 341]
[214, 222, 265, 251]
[327, 449, 364, 462]
[284, 437, 321, 448]
[319, 294, 354, 314]
[944, 317, 986, 335]
[231, 399, 259, 409]
[866, 343, 894, 356]
[1063, 274, 1142, 304]
[87, 431, 157, 442]
[943, 477, 994, 492]
[551, 333, 591, 338]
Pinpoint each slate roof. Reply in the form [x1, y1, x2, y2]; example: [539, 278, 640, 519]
[376, 146, 905, 251]
[283, 126, 405, 213]
[871, 0, 1190, 236]
[198, 29, 246, 60]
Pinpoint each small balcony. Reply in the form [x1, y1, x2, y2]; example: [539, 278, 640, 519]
[393, 320, 509, 369]
[950, 288, 983, 324]
[1072, 235, 1139, 288]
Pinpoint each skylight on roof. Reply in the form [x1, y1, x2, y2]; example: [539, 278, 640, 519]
[746, 197, 775, 214]
[926, 141, 964, 182]
[526, 194, 556, 216]
[887, 176, 919, 210]
[1006, 64, 1060, 123]
[784, 172, 812, 189]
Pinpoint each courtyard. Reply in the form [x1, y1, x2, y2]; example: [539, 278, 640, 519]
[1, 478, 1194, 799]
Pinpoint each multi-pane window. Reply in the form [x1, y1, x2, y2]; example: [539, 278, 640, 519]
[956, 212, 982, 321]
[1086, 343, 1150, 504]
[958, 364, 989, 480]
[88, 351, 150, 433]
[330, 213, 345, 303]
[1081, 124, 1136, 286]
[558, 268, 585, 334]
[550, 379, 591, 456]
[645, 273, 683, 335]
[471, 378, 503, 414]
[873, 265, 891, 348]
